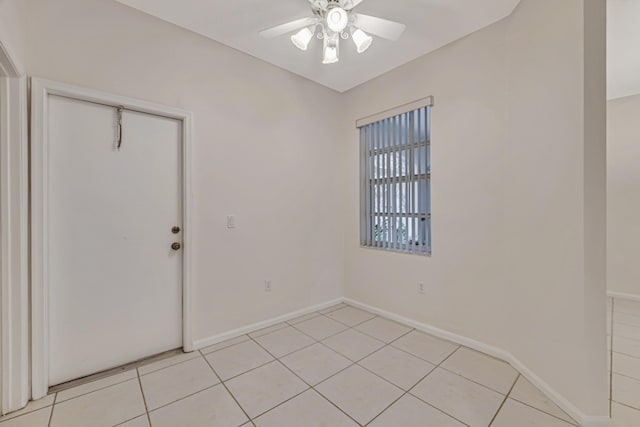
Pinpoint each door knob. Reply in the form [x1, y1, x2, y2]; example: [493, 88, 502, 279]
[171, 242, 181, 251]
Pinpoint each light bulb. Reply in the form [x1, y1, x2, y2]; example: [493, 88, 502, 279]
[351, 28, 372, 54]
[291, 26, 315, 51]
[326, 7, 349, 33]
[322, 33, 339, 64]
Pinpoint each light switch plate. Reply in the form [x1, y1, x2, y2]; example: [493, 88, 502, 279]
[227, 215, 236, 229]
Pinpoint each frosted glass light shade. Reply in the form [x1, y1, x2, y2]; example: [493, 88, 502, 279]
[351, 28, 373, 53]
[291, 27, 315, 51]
[322, 33, 339, 64]
[326, 7, 348, 33]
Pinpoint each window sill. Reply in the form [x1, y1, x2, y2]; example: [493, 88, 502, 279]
[359, 245, 432, 257]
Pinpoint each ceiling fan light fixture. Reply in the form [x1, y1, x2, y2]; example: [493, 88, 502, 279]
[351, 27, 372, 53]
[259, 0, 406, 65]
[326, 7, 349, 33]
[291, 26, 315, 50]
[322, 33, 339, 64]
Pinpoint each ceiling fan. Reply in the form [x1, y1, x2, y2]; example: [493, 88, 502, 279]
[259, 0, 406, 65]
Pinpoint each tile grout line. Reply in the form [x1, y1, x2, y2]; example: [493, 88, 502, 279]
[508, 396, 579, 426]
[256, 309, 491, 427]
[436, 364, 515, 397]
[287, 318, 350, 342]
[211, 358, 276, 384]
[200, 336, 251, 356]
[0, 395, 57, 426]
[199, 349, 256, 426]
[486, 373, 520, 427]
[317, 304, 349, 315]
[269, 321, 455, 427]
[611, 330, 640, 343]
[349, 326, 416, 365]
[54, 375, 138, 405]
[612, 399, 640, 413]
[308, 326, 389, 366]
[47, 393, 57, 427]
[285, 313, 321, 326]
[203, 305, 382, 365]
[400, 346, 469, 425]
[246, 387, 314, 424]
[209, 315, 392, 387]
[205, 329, 343, 384]
[611, 319, 640, 328]
[247, 323, 290, 340]
[344, 333, 448, 394]
[611, 336, 640, 344]
[245, 330, 363, 426]
[347, 319, 416, 345]
[611, 396, 640, 412]
[135, 368, 153, 427]
[364, 343, 470, 427]
[618, 311, 640, 320]
[383, 328, 579, 425]
[287, 306, 381, 342]
[254, 332, 318, 359]
[611, 349, 640, 360]
[324, 314, 379, 329]
[143, 384, 220, 417]
[137, 352, 201, 377]
[115, 353, 216, 418]
[278, 318, 384, 426]
[355, 351, 433, 392]
[43, 351, 199, 410]
[308, 386, 365, 427]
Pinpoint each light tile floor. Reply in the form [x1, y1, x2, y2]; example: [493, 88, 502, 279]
[609, 297, 640, 426]
[0, 304, 579, 427]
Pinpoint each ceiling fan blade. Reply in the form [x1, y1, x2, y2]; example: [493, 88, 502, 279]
[344, 0, 365, 10]
[259, 17, 319, 39]
[353, 13, 406, 41]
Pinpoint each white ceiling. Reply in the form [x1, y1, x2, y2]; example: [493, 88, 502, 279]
[608, 0, 640, 100]
[115, 0, 520, 93]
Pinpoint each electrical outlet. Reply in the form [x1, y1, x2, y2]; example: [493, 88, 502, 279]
[418, 282, 425, 294]
[265, 280, 272, 292]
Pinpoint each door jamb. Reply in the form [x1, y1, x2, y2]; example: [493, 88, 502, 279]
[30, 78, 194, 399]
[0, 42, 29, 414]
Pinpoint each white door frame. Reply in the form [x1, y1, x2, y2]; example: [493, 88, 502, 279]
[30, 78, 194, 399]
[0, 42, 29, 414]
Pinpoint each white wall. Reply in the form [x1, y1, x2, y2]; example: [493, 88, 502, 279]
[608, 94, 640, 297]
[22, 0, 345, 342]
[505, 0, 607, 414]
[342, 0, 608, 418]
[0, 0, 27, 75]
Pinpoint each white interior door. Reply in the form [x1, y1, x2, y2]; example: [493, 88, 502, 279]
[48, 95, 183, 386]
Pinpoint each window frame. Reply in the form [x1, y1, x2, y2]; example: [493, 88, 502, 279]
[357, 97, 433, 256]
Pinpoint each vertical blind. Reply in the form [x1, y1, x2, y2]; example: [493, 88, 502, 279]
[359, 102, 432, 255]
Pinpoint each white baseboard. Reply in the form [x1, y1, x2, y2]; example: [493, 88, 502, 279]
[192, 298, 344, 350]
[608, 291, 640, 303]
[344, 298, 612, 427]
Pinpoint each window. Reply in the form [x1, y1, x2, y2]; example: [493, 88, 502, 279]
[358, 98, 432, 255]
